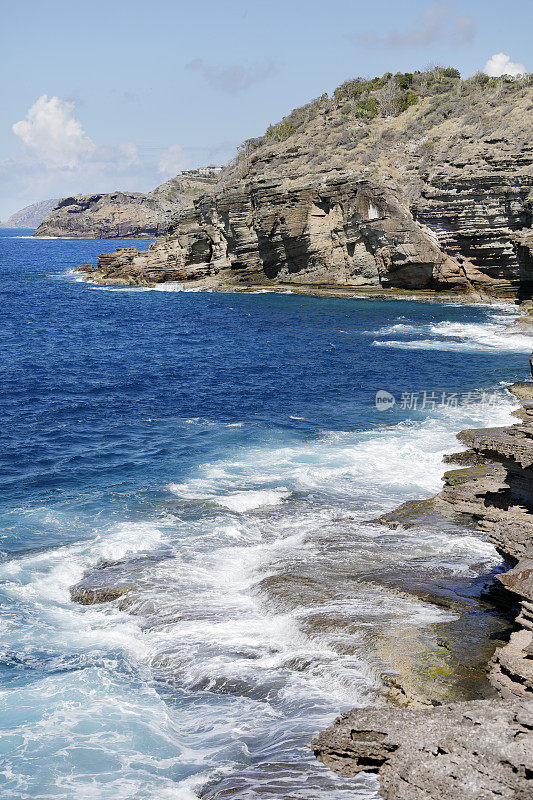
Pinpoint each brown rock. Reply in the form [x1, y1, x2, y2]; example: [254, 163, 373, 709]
[35, 174, 219, 239]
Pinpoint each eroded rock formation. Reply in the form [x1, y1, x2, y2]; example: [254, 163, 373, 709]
[78, 178, 475, 291]
[311, 700, 533, 799]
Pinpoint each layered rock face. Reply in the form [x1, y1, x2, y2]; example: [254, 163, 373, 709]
[80, 178, 471, 290]
[413, 173, 532, 288]
[34, 175, 218, 238]
[438, 384, 533, 702]
[312, 341, 533, 798]
[82, 73, 533, 294]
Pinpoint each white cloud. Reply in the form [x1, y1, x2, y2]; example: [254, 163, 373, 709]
[484, 52, 526, 77]
[118, 141, 140, 166]
[158, 144, 189, 177]
[12, 95, 95, 168]
[2, 94, 237, 219]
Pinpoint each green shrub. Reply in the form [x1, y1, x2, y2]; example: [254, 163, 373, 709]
[265, 120, 297, 141]
[440, 67, 461, 79]
[394, 72, 414, 89]
[355, 98, 378, 119]
[470, 71, 490, 86]
[259, 64, 531, 147]
[396, 90, 419, 114]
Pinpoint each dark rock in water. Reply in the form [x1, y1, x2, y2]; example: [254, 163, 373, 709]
[70, 555, 165, 605]
[71, 583, 130, 605]
[311, 699, 533, 798]
[366, 497, 468, 529]
[70, 566, 133, 605]
[442, 449, 493, 466]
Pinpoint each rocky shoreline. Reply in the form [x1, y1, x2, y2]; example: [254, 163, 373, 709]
[66, 301, 533, 797]
[68, 67, 533, 796]
[75, 172, 531, 298]
[311, 311, 533, 798]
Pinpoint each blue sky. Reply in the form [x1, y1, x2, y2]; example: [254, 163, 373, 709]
[0, 0, 531, 218]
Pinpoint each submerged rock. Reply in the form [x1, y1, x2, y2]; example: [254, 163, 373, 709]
[70, 555, 165, 605]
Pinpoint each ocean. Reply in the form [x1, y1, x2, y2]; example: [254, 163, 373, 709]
[0, 229, 531, 799]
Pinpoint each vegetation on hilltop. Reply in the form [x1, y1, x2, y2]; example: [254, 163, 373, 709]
[229, 65, 532, 182]
[265, 66, 530, 141]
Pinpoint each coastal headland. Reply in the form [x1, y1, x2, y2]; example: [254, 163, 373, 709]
[76, 68, 532, 301]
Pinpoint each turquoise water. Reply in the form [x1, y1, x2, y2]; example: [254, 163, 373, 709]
[0, 230, 531, 799]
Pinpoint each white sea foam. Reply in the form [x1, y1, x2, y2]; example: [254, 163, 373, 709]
[168, 394, 516, 512]
[373, 313, 532, 352]
[0, 390, 508, 799]
[153, 282, 211, 293]
[213, 487, 291, 512]
[2, 296, 522, 798]
[167, 483, 291, 512]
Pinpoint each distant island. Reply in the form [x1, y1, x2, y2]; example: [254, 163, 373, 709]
[0, 198, 60, 229]
[33, 170, 222, 238]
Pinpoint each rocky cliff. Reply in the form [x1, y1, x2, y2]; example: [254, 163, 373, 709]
[79, 68, 533, 296]
[0, 198, 60, 229]
[312, 323, 533, 799]
[34, 174, 218, 238]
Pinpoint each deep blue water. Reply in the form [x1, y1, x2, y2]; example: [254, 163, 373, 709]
[0, 229, 531, 799]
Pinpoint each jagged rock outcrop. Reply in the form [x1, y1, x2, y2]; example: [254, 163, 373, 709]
[431, 369, 533, 703]
[311, 700, 533, 799]
[0, 198, 60, 229]
[313, 338, 533, 797]
[34, 174, 218, 238]
[81, 70, 533, 294]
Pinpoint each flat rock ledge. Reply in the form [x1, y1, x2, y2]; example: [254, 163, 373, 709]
[311, 699, 533, 799]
